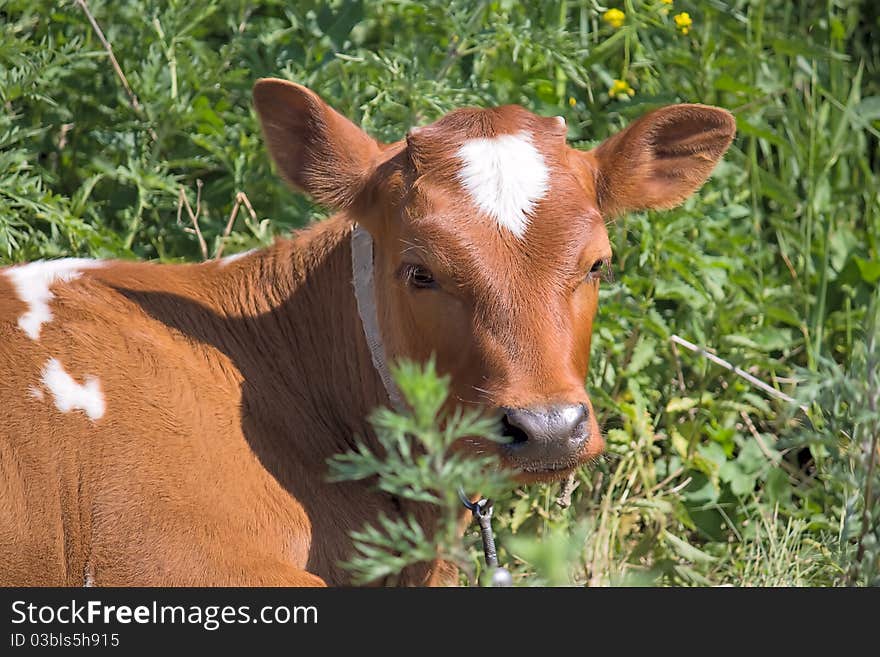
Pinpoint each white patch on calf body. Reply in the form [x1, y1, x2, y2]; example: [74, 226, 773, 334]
[3, 259, 101, 340]
[83, 564, 96, 587]
[28, 386, 44, 401]
[40, 358, 105, 422]
[218, 248, 256, 267]
[456, 131, 549, 238]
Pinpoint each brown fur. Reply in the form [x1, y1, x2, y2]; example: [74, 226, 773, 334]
[0, 79, 734, 586]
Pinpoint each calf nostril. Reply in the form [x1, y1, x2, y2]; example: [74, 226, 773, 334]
[500, 413, 529, 444]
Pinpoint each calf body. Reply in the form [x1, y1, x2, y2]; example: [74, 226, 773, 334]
[0, 219, 447, 585]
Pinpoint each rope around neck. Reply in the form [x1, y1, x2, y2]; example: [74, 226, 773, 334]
[350, 224, 406, 412]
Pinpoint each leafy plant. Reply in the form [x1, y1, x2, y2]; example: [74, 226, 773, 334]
[328, 359, 510, 585]
[797, 289, 880, 586]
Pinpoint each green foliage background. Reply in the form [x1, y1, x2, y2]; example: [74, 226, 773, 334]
[2, 0, 878, 585]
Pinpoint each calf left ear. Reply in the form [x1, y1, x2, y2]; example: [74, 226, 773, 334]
[253, 78, 381, 209]
[585, 104, 736, 218]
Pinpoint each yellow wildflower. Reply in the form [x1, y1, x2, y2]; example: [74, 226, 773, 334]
[661, 0, 673, 4]
[602, 8, 625, 29]
[674, 12, 693, 35]
[609, 79, 635, 99]
[568, 96, 576, 107]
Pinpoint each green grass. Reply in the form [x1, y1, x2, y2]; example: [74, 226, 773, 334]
[1, 0, 877, 585]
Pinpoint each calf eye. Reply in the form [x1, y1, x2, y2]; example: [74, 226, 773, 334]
[586, 258, 611, 282]
[403, 263, 437, 289]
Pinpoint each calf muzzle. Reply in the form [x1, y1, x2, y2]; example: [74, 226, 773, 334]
[500, 403, 589, 471]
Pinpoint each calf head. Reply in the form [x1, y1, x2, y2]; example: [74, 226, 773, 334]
[254, 79, 735, 480]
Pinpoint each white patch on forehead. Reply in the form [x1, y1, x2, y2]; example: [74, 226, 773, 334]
[456, 131, 549, 239]
[3, 258, 101, 340]
[40, 358, 105, 421]
[218, 248, 256, 267]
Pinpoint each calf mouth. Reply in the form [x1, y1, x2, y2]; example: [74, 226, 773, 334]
[502, 452, 583, 482]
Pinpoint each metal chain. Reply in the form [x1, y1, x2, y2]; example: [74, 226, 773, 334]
[458, 488, 512, 587]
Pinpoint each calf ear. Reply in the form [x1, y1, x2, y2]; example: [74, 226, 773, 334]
[586, 104, 736, 217]
[253, 78, 381, 209]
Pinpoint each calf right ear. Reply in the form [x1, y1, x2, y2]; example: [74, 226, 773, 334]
[585, 104, 736, 218]
[253, 79, 382, 210]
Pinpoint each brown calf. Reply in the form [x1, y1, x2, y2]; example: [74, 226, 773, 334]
[0, 79, 734, 586]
